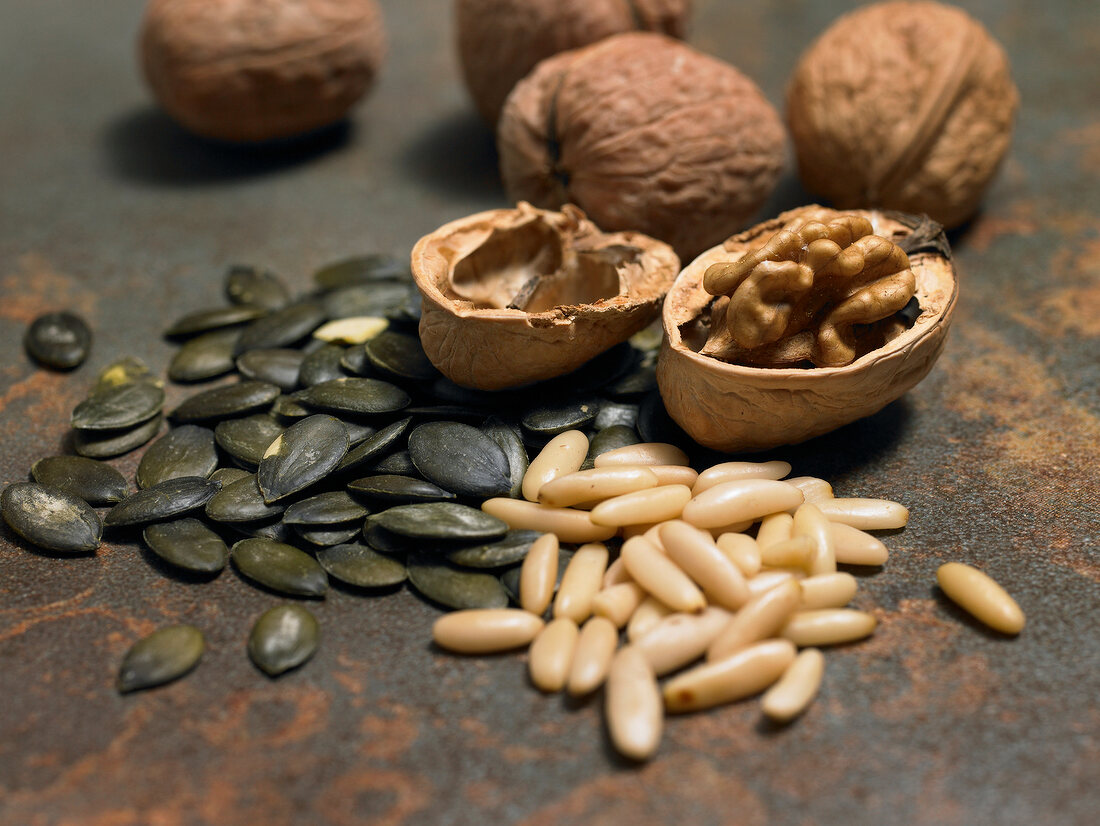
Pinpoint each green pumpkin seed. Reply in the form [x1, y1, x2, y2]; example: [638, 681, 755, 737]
[594, 401, 640, 431]
[105, 476, 222, 527]
[165, 305, 268, 338]
[71, 380, 165, 431]
[209, 467, 252, 486]
[347, 474, 455, 504]
[282, 491, 368, 525]
[637, 390, 690, 446]
[73, 413, 163, 459]
[342, 420, 376, 445]
[31, 455, 128, 505]
[404, 405, 485, 423]
[364, 330, 440, 382]
[257, 414, 349, 503]
[214, 414, 285, 468]
[313, 254, 409, 290]
[1, 482, 102, 552]
[315, 542, 407, 588]
[295, 377, 410, 417]
[293, 524, 362, 547]
[234, 517, 294, 543]
[298, 344, 347, 387]
[363, 518, 416, 553]
[446, 530, 542, 569]
[407, 554, 509, 610]
[371, 502, 508, 542]
[367, 449, 419, 478]
[91, 357, 161, 395]
[248, 605, 320, 676]
[322, 283, 412, 320]
[143, 518, 228, 573]
[205, 474, 284, 522]
[117, 625, 205, 693]
[335, 417, 411, 473]
[231, 538, 328, 598]
[481, 417, 528, 499]
[24, 311, 92, 369]
[581, 425, 641, 470]
[136, 425, 218, 489]
[606, 363, 658, 399]
[338, 345, 371, 376]
[270, 394, 312, 421]
[521, 399, 599, 439]
[224, 265, 290, 311]
[407, 421, 512, 498]
[234, 301, 326, 355]
[167, 327, 241, 382]
[171, 381, 281, 424]
[312, 316, 388, 345]
[236, 348, 304, 391]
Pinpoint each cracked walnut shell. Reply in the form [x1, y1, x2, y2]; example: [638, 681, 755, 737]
[412, 203, 680, 390]
[657, 206, 957, 452]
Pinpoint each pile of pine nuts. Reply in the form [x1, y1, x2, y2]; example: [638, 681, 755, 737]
[431, 433, 1023, 761]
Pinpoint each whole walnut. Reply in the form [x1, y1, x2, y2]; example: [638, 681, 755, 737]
[456, 0, 692, 125]
[140, 0, 386, 142]
[786, 1, 1018, 229]
[498, 32, 786, 262]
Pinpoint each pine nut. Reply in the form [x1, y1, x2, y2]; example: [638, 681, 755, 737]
[432, 609, 545, 654]
[937, 562, 1025, 634]
[594, 442, 689, 467]
[553, 543, 609, 623]
[601, 556, 631, 588]
[634, 607, 732, 676]
[756, 512, 794, 550]
[626, 596, 673, 642]
[522, 430, 589, 501]
[641, 523, 667, 551]
[793, 503, 836, 576]
[816, 498, 909, 530]
[664, 639, 797, 713]
[781, 609, 877, 647]
[481, 498, 617, 543]
[567, 616, 619, 696]
[707, 580, 801, 662]
[528, 617, 579, 692]
[644, 465, 699, 487]
[621, 535, 706, 613]
[592, 582, 647, 628]
[692, 460, 792, 495]
[758, 535, 814, 569]
[785, 476, 834, 504]
[705, 520, 754, 537]
[716, 532, 762, 577]
[605, 646, 662, 761]
[745, 569, 798, 598]
[519, 533, 559, 615]
[761, 648, 825, 722]
[799, 572, 858, 609]
[831, 523, 889, 565]
[590, 485, 692, 527]
[683, 480, 805, 529]
[620, 522, 659, 540]
[659, 520, 750, 610]
[537, 466, 659, 507]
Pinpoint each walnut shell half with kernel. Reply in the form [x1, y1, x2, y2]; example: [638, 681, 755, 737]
[657, 206, 957, 452]
[412, 202, 680, 390]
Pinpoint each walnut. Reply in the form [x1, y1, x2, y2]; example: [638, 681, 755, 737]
[139, 0, 386, 142]
[699, 211, 917, 368]
[497, 32, 786, 262]
[657, 206, 957, 452]
[411, 202, 679, 390]
[456, 0, 692, 125]
[786, 1, 1018, 229]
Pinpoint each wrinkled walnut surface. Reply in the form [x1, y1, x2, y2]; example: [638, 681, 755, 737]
[657, 206, 957, 452]
[498, 32, 785, 261]
[412, 202, 680, 390]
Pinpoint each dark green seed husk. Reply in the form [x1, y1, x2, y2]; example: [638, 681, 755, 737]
[282, 491, 368, 526]
[24, 311, 92, 369]
[363, 330, 440, 382]
[446, 530, 542, 569]
[336, 417, 411, 473]
[407, 421, 512, 498]
[248, 605, 320, 676]
[225, 265, 291, 311]
[342, 420, 376, 445]
[347, 474, 455, 504]
[71, 380, 165, 431]
[500, 549, 574, 603]
[91, 356, 160, 395]
[171, 381, 281, 423]
[315, 542, 407, 588]
[205, 474, 284, 523]
[270, 394, 312, 421]
[295, 377, 410, 417]
[257, 414, 349, 503]
[404, 405, 486, 423]
[214, 414, 285, 468]
[31, 455, 128, 505]
[581, 425, 641, 470]
[606, 363, 658, 399]
[481, 417, 528, 499]
[638, 389, 690, 446]
[293, 524, 362, 547]
[234, 301, 326, 355]
[231, 538, 328, 597]
[117, 625, 204, 693]
[521, 399, 600, 438]
[407, 554, 509, 610]
[371, 502, 508, 542]
[143, 518, 228, 573]
[136, 425, 218, 489]
[209, 467, 252, 486]
[367, 449, 419, 477]
[1, 482, 102, 552]
[165, 305, 267, 338]
[313, 254, 409, 290]
[234, 517, 295, 543]
[105, 476, 222, 527]
[73, 413, 163, 459]
[236, 348, 303, 391]
[363, 518, 417, 553]
[338, 345, 371, 375]
[322, 283, 412, 320]
[594, 401, 640, 431]
[298, 344, 347, 387]
[167, 327, 241, 382]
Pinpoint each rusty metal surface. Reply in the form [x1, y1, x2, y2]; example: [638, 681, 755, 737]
[1, 1, 1097, 823]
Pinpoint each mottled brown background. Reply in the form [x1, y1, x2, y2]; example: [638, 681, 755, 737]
[1, 1, 1097, 824]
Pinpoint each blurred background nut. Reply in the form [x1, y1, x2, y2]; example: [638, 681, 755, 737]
[786, 0, 1018, 229]
[498, 32, 786, 262]
[456, 0, 692, 125]
[140, 0, 387, 142]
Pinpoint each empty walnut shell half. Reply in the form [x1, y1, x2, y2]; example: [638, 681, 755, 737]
[412, 202, 679, 390]
[657, 206, 957, 452]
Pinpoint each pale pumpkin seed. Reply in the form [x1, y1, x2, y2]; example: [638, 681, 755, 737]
[1, 482, 102, 552]
[167, 327, 241, 382]
[346, 474, 455, 504]
[234, 301, 326, 355]
[335, 417, 411, 473]
[315, 542, 407, 588]
[481, 417, 528, 499]
[313, 254, 409, 290]
[225, 265, 290, 311]
[136, 425, 218, 489]
[446, 530, 542, 569]
[407, 554, 509, 610]
[293, 524, 362, 547]
[71, 381, 165, 431]
[312, 316, 388, 345]
[257, 414, 349, 503]
[298, 344, 346, 387]
[31, 455, 128, 505]
[24, 311, 92, 369]
[296, 377, 410, 417]
[205, 474, 284, 523]
[105, 476, 222, 527]
[143, 518, 228, 573]
[117, 625, 204, 693]
[521, 399, 600, 438]
[214, 414, 285, 468]
[165, 305, 267, 338]
[408, 421, 512, 498]
[371, 502, 508, 542]
[248, 605, 320, 676]
[171, 381, 281, 423]
[236, 348, 303, 391]
[231, 538, 328, 597]
[363, 330, 440, 382]
[282, 491, 368, 525]
[73, 413, 163, 459]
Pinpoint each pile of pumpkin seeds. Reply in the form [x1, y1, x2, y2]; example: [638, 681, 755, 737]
[2, 255, 682, 691]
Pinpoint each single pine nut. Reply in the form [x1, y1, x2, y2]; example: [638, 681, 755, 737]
[705, 520, 754, 537]
[528, 617, 579, 692]
[589, 485, 692, 527]
[592, 582, 647, 628]
[620, 522, 660, 540]
[793, 503, 836, 576]
[831, 523, 889, 565]
[644, 465, 699, 487]
[634, 607, 732, 676]
[605, 646, 662, 762]
[522, 430, 589, 502]
[785, 476, 834, 504]
[567, 616, 619, 696]
[659, 520, 750, 610]
[692, 460, 792, 495]
[745, 569, 798, 598]
[481, 498, 617, 543]
[553, 543, 609, 623]
[683, 480, 805, 529]
[758, 535, 814, 569]
[761, 648, 825, 722]
[716, 532, 762, 577]
[594, 442, 689, 468]
[707, 580, 802, 662]
[626, 596, 673, 642]
[937, 562, 1025, 635]
[781, 609, 877, 646]
[519, 533, 559, 615]
[664, 639, 797, 713]
[641, 523, 667, 551]
[756, 512, 794, 550]
[537, 466, 659, 507]
[432, 609, 545, 654]
[799, 572, 858, 609]
[621, 536, 706, 613]
[816, 498, 909, 530]
[601, 556, 631, 588]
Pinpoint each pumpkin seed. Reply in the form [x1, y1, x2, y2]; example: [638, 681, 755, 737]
[248, 605, 320, 676]
[298, 344, 347, 387]
[73, 413, 163, 458]
[338, 345, 371, 376]
[105, 476, 221, 527]
[1, 482, 102, 552]
[257, 414, 349, 502]
[404, 405, 486, 423]
[136, 425, 218, 489]
[335, 417, 411, 473]
[209, 467, 252, 486]
[637, 390, 690, 446]
[295, 377, 410, 417]
[214, 414, 285, 468]
[594, 401, 640, 431]
[24, 311, 92, 369]
[347, 474, 456, 504]
[384, 287, 422, 324]
[167, 327, 241, 382]
[236, 348, 304, 391]
[447, 530, 542, 569]
[521, 399, 600, 439]
[270, 394, 312, 421]
[164, 305, 268, 338]
[312, 316, 389, 345]
[231, 538, 328, 597]
[293, 524, 362, 547]
[364, 330, 440, 382]
[429, 377, 511, 408]
[371, 502, 508, 542]
[407, 554, 510, 610]
[205, 474, 284, 522]
[234, 516, 295, 543]
[171, 380, 281, 423]
[408, 421, 512, 498]
[224, 265, 290, 311]
[481, 417, 528, 499]
[606, 363, 658, 399]
[313, 254, 409, 290]
[71, 380, 165, 431]
[321, 283, 412, 320]
[316, 542, 408, 588]
[92, 357, 161, 395]
[234, 301, 326, 355]
[342, 420, 376, 445]
[117, 625, 205, 693]
[31, 455, 128, 505]
[581, 425, 641, 470]
[367, 449, 419, 478]
[282, 491, 369, 525]
[363, 518, 416, 553]
[143, 518, 228, 573]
